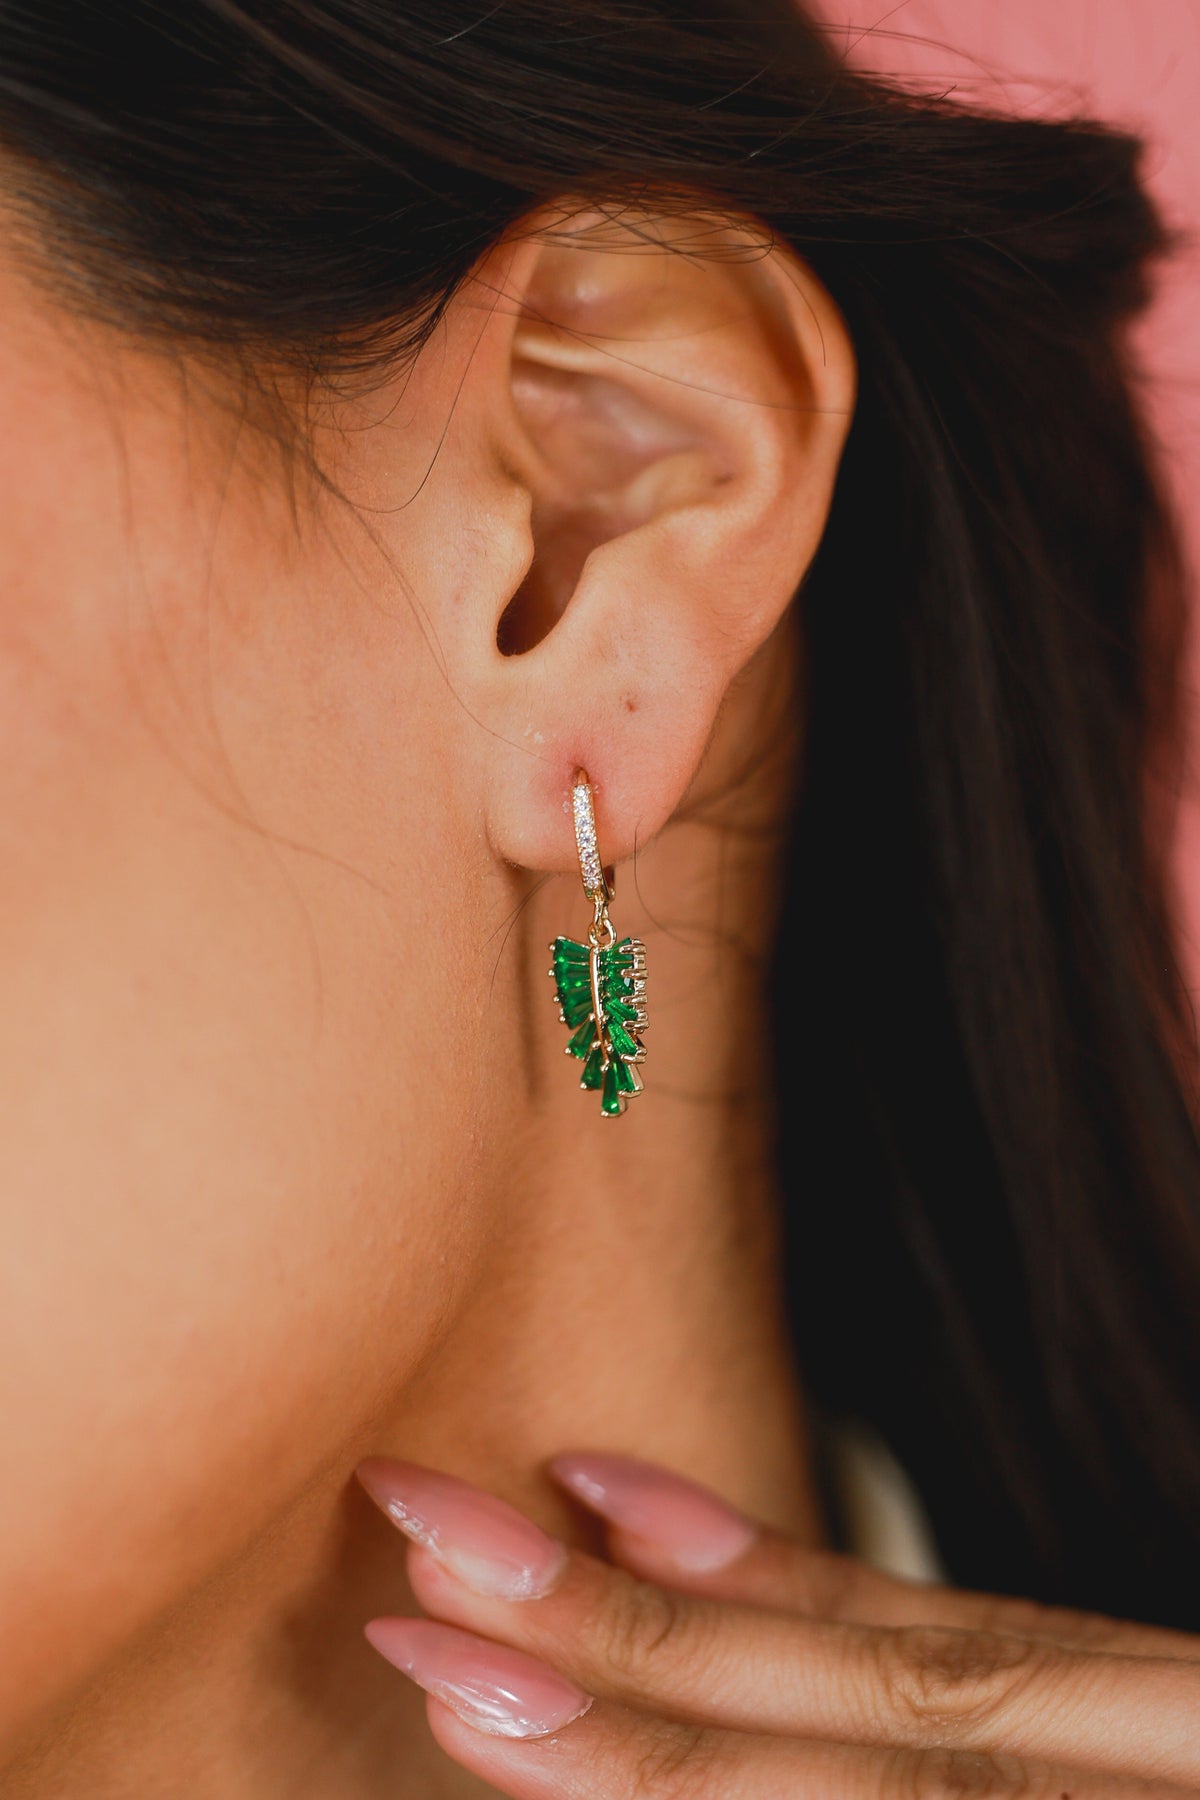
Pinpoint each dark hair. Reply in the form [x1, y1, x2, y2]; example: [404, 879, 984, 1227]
[3, 0, 1197, 1626]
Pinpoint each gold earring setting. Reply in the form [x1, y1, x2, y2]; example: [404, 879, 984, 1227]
[549, 770, 647, 1117]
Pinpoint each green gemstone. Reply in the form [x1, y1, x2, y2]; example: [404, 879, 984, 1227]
[560, 990, 593, 1028]
[553, 932, 645, 1112]
[613, 1056, 638, 1094]
[600, 1060, 623, 1115]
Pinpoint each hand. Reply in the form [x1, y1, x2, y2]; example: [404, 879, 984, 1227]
[357, 1452, 1200, 1796]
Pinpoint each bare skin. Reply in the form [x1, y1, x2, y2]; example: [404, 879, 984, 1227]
[0, 199, 856, 1795]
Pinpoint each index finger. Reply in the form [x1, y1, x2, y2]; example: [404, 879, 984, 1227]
[550, 1452, 1199, 1661]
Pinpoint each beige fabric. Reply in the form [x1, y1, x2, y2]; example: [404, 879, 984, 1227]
[828, 1421, 946, 1584]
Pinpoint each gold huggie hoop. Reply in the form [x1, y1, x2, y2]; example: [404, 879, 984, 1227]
[548, 769, 648, 1118]
[571, 768, 616, 944]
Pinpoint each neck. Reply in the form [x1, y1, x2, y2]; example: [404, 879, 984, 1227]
[8, 676, 817, 1799]
[410, 877, 816, 1535]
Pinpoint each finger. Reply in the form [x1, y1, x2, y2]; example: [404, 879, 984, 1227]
[365, 1618, 1188, 1800]
[357, 1457, 1200, 1779]
[429, 1698, 1182, 1800]
[610, 1519, 1194, 1660]
[407, 1538, 1200, 1782]
[551, 1451, 1200, 1661]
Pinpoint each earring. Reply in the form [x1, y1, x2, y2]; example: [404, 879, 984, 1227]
[549, 769, 648, 1117]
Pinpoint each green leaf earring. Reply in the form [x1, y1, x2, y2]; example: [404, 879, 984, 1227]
[549, 769, 648, 1118]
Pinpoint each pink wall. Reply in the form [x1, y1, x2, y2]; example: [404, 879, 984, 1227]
[813, 2, 1200, 999]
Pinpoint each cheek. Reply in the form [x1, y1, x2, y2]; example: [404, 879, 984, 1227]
[0, 287, 520, 1744]
[0, 571, 491, 1742]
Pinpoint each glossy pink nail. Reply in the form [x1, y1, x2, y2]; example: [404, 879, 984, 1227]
[550, 1452, 758, 1572]
[365, 1618, 592, 1739]
[356, 1459, 567, 1601]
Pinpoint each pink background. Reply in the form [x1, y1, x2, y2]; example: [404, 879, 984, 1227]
[814, 2, 1200, 999]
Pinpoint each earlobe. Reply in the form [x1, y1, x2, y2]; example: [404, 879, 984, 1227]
[429, 203, 856, 879]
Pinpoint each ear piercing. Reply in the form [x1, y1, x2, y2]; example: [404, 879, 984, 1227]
[549, 770, 647, 1117]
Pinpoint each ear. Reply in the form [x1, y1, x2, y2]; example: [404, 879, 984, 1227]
[390, 202, 856, 876]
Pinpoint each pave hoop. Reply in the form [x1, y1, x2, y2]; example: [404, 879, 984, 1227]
[549, 769, 648, 1118]
[571, 769, 615, 906]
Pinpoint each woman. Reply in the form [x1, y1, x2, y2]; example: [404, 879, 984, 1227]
[1, 0, 1198, 1792]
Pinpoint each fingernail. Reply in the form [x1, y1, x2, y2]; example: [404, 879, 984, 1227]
[550, 1452, 758, 1573]
[365, 1618, 593, 1739]
[356, 1459, 567, 1601]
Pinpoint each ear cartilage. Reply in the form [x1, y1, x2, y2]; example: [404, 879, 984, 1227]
[547, 770, 647, 1118]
